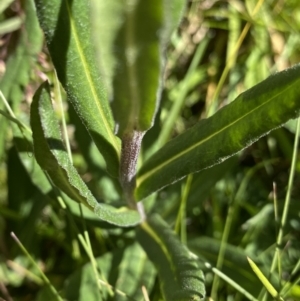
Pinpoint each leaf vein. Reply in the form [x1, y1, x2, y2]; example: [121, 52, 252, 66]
[65, 0, 119, 153]
[137, 82, 296, 186]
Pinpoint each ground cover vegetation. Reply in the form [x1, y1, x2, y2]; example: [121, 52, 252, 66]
[1, 0, 300, 300]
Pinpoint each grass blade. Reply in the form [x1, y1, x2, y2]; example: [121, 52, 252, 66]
[11, 232, 63, 301]
[247, 257, 283, 300]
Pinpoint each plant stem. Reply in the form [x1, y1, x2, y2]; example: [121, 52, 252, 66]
[120, 130, 146, 219]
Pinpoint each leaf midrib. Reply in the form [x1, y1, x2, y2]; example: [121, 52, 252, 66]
[137, 82, 296, 187]
[141, 221, 176, 276]
[65, 0, 120, 155]
[125, 4, 140, 131]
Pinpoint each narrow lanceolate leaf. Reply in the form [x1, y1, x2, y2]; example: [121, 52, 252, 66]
[90, 0, 186, 136]
[30, 82, 141, 227]
[135, 64, 300, 201]
[34, 0, 121, 177]
[137, 214, 205, 301]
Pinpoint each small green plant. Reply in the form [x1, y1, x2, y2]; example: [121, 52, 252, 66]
[1, 0, 300, 300]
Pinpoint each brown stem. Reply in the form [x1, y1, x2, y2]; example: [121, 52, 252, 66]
[120, 130, 145, 219]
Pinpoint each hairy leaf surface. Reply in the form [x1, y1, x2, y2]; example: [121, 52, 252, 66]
[137, 214, 205, 301]
[136, 65, 300, 200]
[90, 0, 186, 137]
[34, 0, 121, 177]
[30, 82, 141, 227]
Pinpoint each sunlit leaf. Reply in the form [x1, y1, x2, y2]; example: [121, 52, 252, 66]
[30, 82, 141, 227]
[34, 0, 121, 177]
[136, 64, 300, 201]
[90, 0, 186, 137]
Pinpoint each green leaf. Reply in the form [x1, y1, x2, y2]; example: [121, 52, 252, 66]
[136, 214, 205, 301]
[64, 243, 155, 301]
[30, 82, 141, 227]
[112, 243, 156, 301]
[10, 123, 120, 229]
[90, 0, 186, 136]
[189, 237, 263, 296]
[135, 64, 300, 201]
[34, 0, 121, 177]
